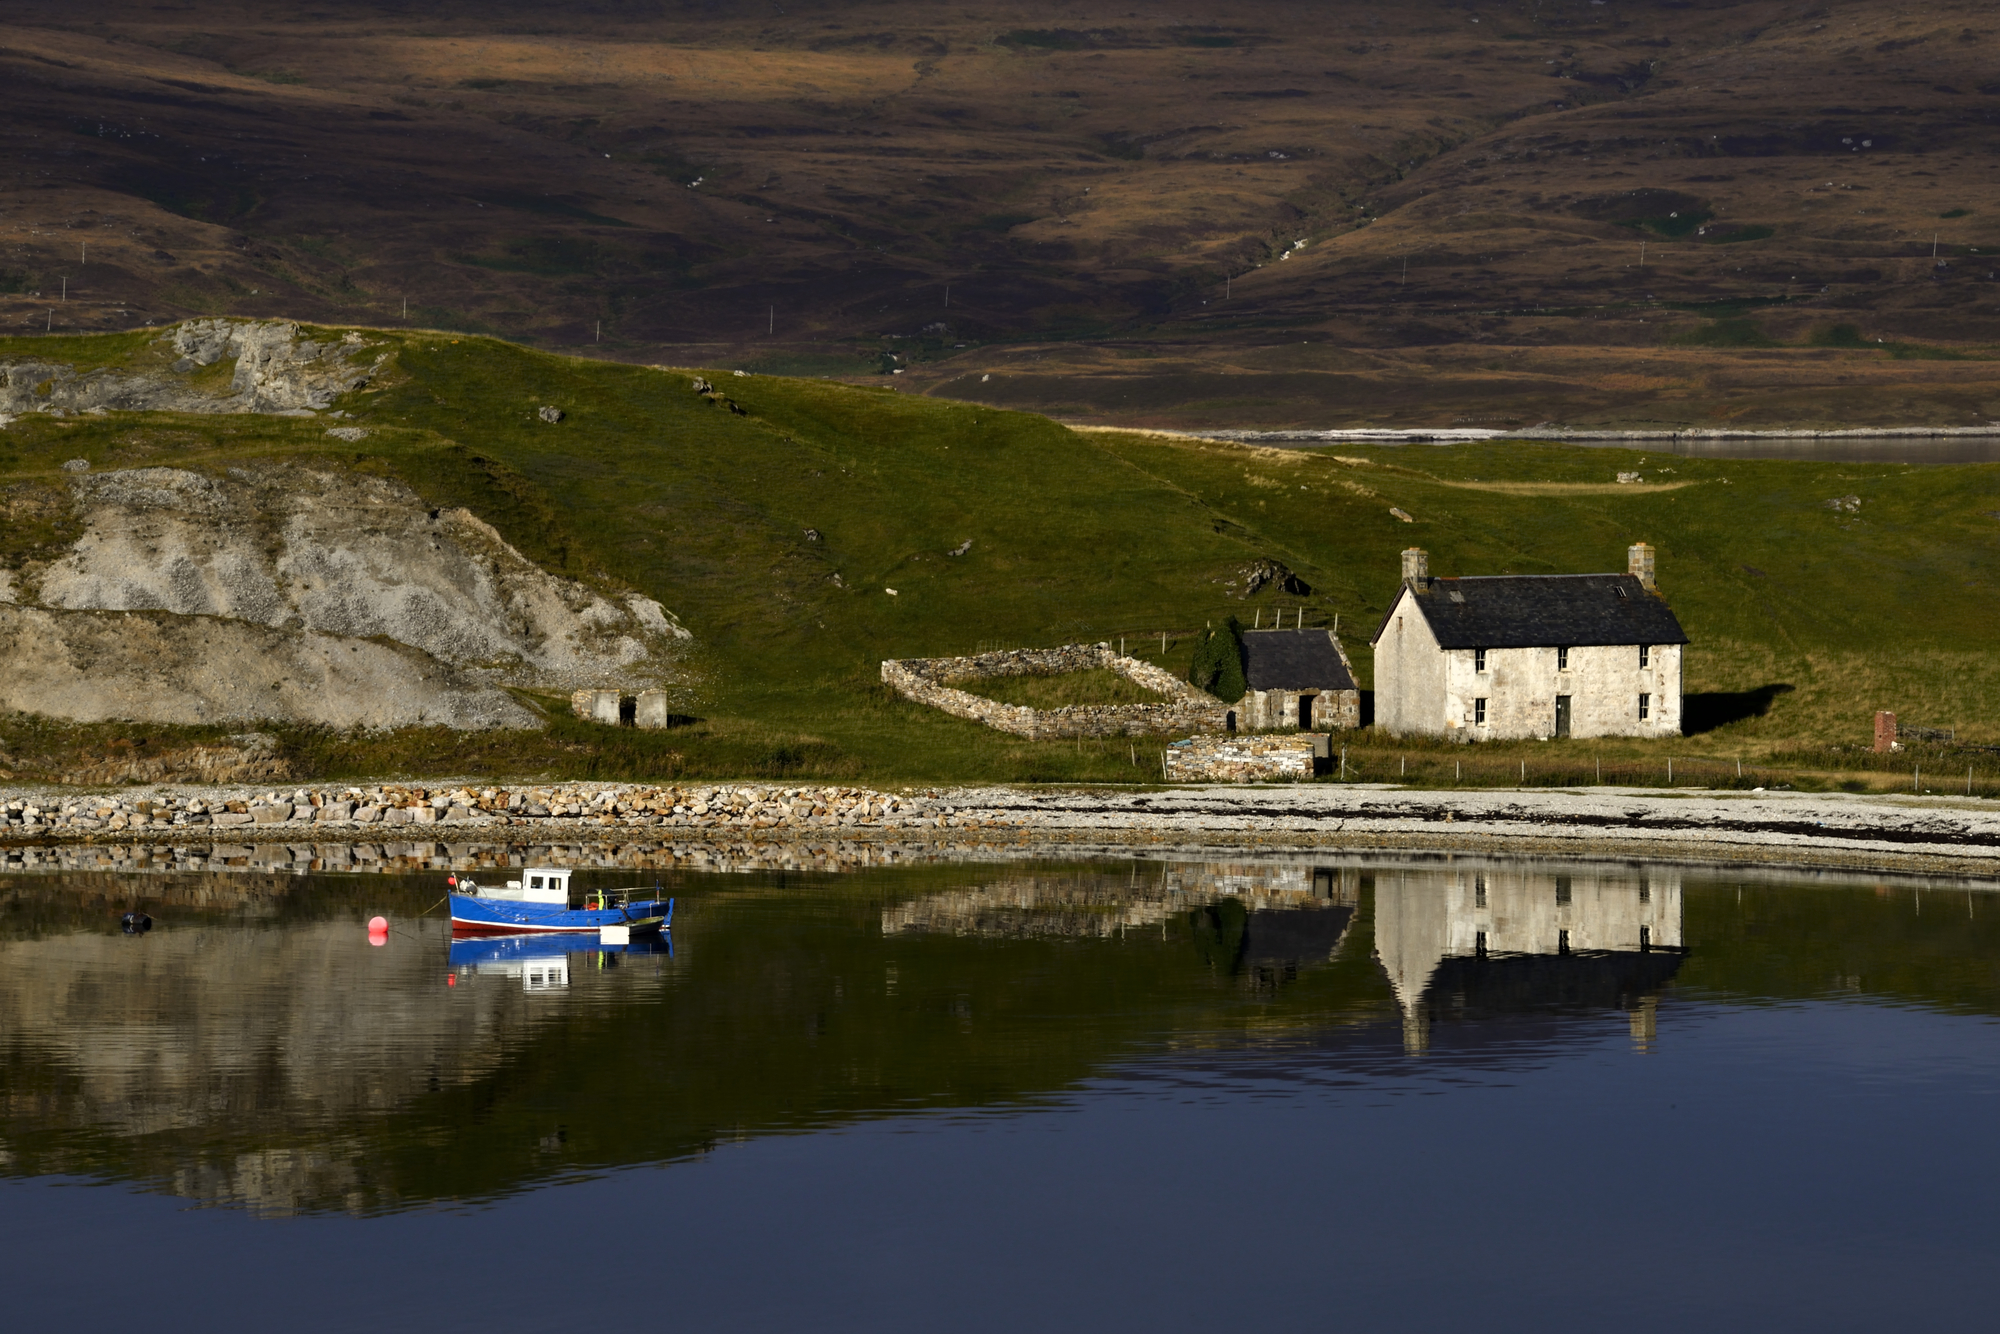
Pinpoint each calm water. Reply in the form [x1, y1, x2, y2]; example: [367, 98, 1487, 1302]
[3, 853, 1998, 1332]
[1278, 435, 2000, 464]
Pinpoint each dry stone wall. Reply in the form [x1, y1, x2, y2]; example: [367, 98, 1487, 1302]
[881, 644, 1226, 739]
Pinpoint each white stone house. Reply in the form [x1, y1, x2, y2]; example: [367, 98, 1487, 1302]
[1369, 544, 1687, 741]
[1235, 628, 1361, 731]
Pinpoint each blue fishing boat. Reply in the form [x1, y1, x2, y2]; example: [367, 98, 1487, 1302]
[448, 865, 673, 936]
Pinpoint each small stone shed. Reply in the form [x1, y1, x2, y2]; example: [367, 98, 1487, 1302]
[571, 688, 678, 729]
[1236, 628, 1361, 732]
[1371, 544, 1689, 741]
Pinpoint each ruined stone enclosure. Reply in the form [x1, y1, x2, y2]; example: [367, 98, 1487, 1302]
[882, 645, 1226, 740]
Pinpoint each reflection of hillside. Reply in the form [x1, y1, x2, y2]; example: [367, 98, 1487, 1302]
[0, 920, 668, 1214]
[883, 863, 1358, 939]
[1375, 867, 1686, 1053]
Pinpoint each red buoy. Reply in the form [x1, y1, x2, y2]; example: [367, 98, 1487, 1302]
[368, 915, 389, 946]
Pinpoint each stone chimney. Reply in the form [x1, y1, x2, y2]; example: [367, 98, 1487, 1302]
[1401, 547, 1429, 584]
[1628, 541, 1656, 591]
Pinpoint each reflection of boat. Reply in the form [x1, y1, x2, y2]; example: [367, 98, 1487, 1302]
[447, 866, 673, 936]
[449, 933, 672, 991]
[447, 933, 673, 968]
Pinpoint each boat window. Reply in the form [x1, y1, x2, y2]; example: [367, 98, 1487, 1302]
[530, 876, 543, 889]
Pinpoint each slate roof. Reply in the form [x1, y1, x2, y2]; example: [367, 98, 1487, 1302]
[1241, 628, 1358, 691]
[1370, 574, 1689, 650]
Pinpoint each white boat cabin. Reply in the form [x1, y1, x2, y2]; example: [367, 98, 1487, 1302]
[481, 867, 574, 904]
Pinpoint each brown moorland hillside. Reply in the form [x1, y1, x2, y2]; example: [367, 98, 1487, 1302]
[3, 0, 1997, 425]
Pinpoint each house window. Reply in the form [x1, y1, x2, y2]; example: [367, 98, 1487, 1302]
[1475, 930, 1488, 957]
[1474, 875, 1487, 908]
[1555, 876, 1572, 905]
[1639, 693, 1651, 720]
[1639, 644, 1651, 669]
[1474, 698, 1487, 725]
[1640, 925, 1652, 951]
[1474, 648, 1487, 672]
[1558, 928, 1571, 954]
[1557, 646, 1570, 671]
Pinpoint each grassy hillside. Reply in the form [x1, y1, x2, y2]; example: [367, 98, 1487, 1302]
[1, 326, 1996, 786]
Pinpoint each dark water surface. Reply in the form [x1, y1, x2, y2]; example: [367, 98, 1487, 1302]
[1278, 434, 2000, 464]
[3, 854, 1998, 1332]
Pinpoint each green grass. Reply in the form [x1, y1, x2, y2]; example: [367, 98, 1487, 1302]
[1667, 318, 1780, 348]
[1706, 223, 1775, 244]
[958, 668, 1168, 709]
[1806, 322, 1972, 360]
[3, 325, 1999, 786]
[1622, 210, 1711, 239]
[999, 28, 1091, 49]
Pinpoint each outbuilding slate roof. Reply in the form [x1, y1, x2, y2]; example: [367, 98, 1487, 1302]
[1370, 574, 1689, 650]
[1241, 628, 1358, 691]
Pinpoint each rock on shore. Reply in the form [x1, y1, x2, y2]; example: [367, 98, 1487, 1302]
[3, 782, 1998, 875]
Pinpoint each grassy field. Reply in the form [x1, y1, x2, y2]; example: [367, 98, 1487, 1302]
[958, 669, 1168, 709]
[1, 325, 1996, 789]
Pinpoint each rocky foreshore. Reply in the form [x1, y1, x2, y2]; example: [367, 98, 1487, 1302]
[3, 781, 2000, 877]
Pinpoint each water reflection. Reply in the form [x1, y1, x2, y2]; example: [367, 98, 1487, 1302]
[0, 855, 1993, 1217]
[1375, 867, 1685, 1052]
[449, 933, 674, 991]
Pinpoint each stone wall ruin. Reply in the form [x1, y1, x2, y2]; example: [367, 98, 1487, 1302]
[880, 644, 1227, 739]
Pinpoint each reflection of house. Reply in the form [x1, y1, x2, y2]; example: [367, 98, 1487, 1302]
[1370, 544, 1688, 740]
[1237, 629, 1361, 731]
[1373, 866, 1686, 1052]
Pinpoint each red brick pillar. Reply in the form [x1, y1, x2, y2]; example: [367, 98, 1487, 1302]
[1874, 711, 1897, 753]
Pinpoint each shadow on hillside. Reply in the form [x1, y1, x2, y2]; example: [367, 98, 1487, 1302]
[1683, 684, 1794, 735]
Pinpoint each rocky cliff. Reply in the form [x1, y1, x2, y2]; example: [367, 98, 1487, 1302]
[0, 460, 690, 729]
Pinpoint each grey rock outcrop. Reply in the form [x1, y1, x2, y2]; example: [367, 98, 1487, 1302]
[0, 320, 380, 418]
[3, 461, 692, 730]
[0, 602, 536, 729]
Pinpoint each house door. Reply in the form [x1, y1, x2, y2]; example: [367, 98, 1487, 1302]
[1298, 694, 1315, 731]
[1554, 694, 1572, 737]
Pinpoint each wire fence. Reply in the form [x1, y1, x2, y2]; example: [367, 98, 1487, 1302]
[1327, 745, 2000, 796]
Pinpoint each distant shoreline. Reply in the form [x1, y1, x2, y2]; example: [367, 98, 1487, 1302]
[1182, 425, 2000, 443]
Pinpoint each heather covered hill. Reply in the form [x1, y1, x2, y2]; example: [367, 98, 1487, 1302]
[2, 0, 1998, 423]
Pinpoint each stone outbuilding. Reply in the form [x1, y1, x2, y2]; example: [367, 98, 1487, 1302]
[1370, 544, 1688, 741]
[1235, 628, 1361, 731]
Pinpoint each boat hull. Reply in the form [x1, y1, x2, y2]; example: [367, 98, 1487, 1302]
[449, 893, 671, 936]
